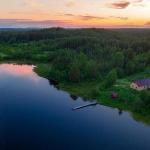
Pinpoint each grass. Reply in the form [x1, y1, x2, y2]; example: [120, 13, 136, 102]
[34, 64, 51, 78]
[59, 81, 100, 99]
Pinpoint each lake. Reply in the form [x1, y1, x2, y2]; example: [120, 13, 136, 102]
[0, 63, 150, 150]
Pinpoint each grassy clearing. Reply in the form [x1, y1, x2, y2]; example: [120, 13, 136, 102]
[59, 81, 100, 100]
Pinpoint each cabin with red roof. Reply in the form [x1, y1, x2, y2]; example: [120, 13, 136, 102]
[130, 79, 150, 91]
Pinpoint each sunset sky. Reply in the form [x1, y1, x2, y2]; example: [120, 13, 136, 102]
[0, 0, 150, 28]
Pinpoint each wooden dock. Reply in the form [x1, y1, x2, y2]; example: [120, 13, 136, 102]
[72, 102, 98, 110]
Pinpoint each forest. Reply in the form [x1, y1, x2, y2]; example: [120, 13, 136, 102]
[0, 28, 150, 119]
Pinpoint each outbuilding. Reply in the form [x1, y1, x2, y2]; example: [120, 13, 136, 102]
[111, 92, 119, 99]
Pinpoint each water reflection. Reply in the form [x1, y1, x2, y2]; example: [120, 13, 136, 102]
[0, 64, 34, 76]
[0, 64, 42, 86]
[0, 63, 150, 150]
[118, 109, 123, 115]
[70, 94, 78, 100]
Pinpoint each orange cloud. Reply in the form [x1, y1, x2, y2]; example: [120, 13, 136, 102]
[65, 14, 105, 21]
[108, 1, 130, 9]
[79, 15, 105, 21]
[107, 0, 144, 9]
[110, 16, 128, 20]
[145, 21, 150, 25]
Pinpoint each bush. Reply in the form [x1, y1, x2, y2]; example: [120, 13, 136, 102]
[90, 87, 100, 98]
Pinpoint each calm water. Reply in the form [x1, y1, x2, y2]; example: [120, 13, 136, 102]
[0, 64, 150, 150]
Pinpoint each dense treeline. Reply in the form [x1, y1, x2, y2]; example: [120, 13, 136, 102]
[1, 28, 150, 83]
[0, 28, 150, 116]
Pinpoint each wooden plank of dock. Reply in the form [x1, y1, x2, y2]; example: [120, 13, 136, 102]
[72, 102, 98, 110]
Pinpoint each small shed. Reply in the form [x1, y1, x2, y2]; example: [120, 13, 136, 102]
[111, 92, 118, 99]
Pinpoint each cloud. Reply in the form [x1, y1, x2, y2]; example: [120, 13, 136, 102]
[107, 0, 144, 9]
[133, 0, 143, 3]
[145, 21, 150, 26]
[0, 19, 72, 28]
[64, 14, 75, 17]
[110, 16, 128, 20]
[79, 15, 105, 21]
[132, 0, 145, 6]
[108, 1, 130, 9]
[65, 14, 128, 21]
[23, 0, 45, 9]
[64, 14, 105, 21]
[9, 10, 50, 16]
[66, 1, 75, 7]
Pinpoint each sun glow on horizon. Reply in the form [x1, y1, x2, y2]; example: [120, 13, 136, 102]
[0, 0, 150, 28]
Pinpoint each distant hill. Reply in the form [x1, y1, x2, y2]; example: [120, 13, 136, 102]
[0, 28, 41, 31]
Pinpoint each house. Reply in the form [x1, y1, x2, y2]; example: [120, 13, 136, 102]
[130, 79, 150, 91]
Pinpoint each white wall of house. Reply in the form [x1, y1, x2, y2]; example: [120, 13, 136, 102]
[130, 83, 146, 91]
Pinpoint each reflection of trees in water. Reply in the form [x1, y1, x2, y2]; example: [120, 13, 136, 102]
[70, 94, 95, 102]
[117, 109, 150, 126]
[70, 94, 78, 100]
[118, 109, 123, 115]
[48, 78, 60, 90]
[131, 112, 150, 126]
[47, 78, 93, 102]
